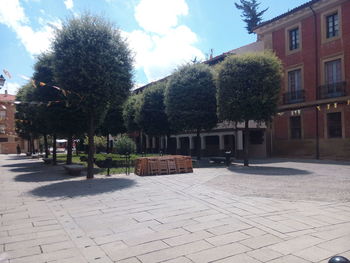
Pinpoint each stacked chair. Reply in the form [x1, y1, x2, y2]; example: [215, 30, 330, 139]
[134, 155, 193, 176]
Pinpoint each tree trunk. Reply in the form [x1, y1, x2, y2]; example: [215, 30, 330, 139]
[44, 134, 49, 158]
[27, 136, 31, 154]
[244, 120, 249, 167]
[106, 134, 110, 154]
[52, 134, 57, 165]
[196, 128, 201, 160]
[31, 137, 35, 154]
[66, 134, 73, 165]
[87, 116, 95, 179]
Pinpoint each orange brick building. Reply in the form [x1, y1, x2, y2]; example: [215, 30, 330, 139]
[255, 0, 350, 160]
[0, 92, 25, 154]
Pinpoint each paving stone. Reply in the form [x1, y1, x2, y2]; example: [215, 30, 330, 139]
[206, 231, 249, 246]
[137, 240, 213, 263]
[164, 230, 213, 246]
[240, 234, 283, 249]
[316, 235, 350, 253]
[104, 240, 169, 261]
[247, 247, 284, 262]
[241, 227, 267, 237]
[294, 245, 336, 262]
[268, 235, 324, 255]
[213, 253, 262, 263]
[268, 254, 312, 263]
[187, 242, 251, 263]
[124, 228, 188, 246]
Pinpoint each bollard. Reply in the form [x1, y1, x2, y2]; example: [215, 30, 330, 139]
[224, 151, 231, 166]
[329, 256, 350, 263]
[105, 157, 112, 176]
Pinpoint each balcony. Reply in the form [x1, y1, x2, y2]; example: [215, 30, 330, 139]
[283, 90, 305, 105]
[318, 81, 347, 100]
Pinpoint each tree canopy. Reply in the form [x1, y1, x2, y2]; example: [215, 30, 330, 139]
[52, 14, 133, 178]
[217, 52, 282, 165]
[235, 0, 268, 34]
[123, 94, 142, 133]
[137, 82, 170, 137]
[165, 63, 217, 159]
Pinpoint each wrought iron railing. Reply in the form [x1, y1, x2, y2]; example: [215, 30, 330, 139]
[283, 90, 305, 104]
[318, 81, 347, 99]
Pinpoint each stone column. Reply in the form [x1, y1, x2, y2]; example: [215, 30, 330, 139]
[219, 134, 225, 150]
[189, 136, 194, 150]
[160, 136, 164, 149]
[145, 135, 150, 149]
[152, 137, 156, 149]
[201, 136, 206, 150]
[237, 130, 243, 150]
[176, 137, 181, 150]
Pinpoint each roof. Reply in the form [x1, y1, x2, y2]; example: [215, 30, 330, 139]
[0, 94, 16, 102]
[254, 0, 321, 30]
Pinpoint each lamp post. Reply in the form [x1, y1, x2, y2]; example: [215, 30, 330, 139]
[0, 74, 5, 89]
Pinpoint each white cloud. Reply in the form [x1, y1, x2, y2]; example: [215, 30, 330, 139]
[5, 82, 21, 95]
[64, 0, 74, 10]
[0, 0, 61, 56]
[135, 0, 188, 34]
[124, 0, 204, 82]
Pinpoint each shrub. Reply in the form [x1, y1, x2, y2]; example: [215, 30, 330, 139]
[114, 135, 136, 155]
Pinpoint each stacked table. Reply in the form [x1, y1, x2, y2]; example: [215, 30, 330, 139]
[134, 155, 193, 176]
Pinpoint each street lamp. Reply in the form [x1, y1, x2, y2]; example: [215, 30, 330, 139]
[0, 74, 5, 89]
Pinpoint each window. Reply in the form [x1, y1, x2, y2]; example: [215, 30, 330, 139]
[326, 13, 339, 38]
[289, 28, 299, 50]
[325, 59, 341, 84]
[0, 124, 5, 134]
[327, 112, 342, 138]
[288, 69, 302, 92]
[0, 138, 8, 142]
[0, 111, 5, 120]
[290, 116, 302, 139]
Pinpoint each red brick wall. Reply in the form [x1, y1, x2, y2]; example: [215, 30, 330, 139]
[270, 1, 350, 159]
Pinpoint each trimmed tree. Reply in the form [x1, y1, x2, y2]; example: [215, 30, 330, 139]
[234, 0, 268, 34]
[217, 52, 282, 166]
[53, 14, 133, 178]
[98, 103, 126, 153]
[123, 94, 142, 133]
[15, 83, 41, 154]
[137, 82, 170, 152]
[165, 63, 217, 159]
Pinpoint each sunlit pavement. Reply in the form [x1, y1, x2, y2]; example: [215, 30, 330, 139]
[0, 154, 349, 263]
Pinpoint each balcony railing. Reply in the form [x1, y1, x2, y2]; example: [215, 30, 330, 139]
[318, 81, 347, 100]
[283, 90, 305, 105]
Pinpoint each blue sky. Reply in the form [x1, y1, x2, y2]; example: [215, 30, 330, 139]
[0, 0, 309, 95]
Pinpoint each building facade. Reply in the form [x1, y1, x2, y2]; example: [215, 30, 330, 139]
[0, 92, 26, 154]
[255, 0, 350, 160]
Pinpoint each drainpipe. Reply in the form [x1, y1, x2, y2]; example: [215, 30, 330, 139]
[310, 5, 320, 160]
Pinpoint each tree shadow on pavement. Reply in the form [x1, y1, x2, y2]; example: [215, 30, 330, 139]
[228, 165, 312, 176]
[29, 178, 136, 198]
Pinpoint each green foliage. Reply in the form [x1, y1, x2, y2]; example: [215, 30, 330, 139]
[15, 83, 41, 140]
[217, 52, 283, 123]
[165, 63, 217, 133]
[235, 0, 268, 34]
[53, 14, 133, 124]
[114, 135, 136, 155]
[83, 135, 106, 152]
[123, 94, 142, 132]
[98, 104, 126, 136]
[138, 82, 170, 136]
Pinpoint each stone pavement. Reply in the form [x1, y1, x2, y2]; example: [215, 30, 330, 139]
[0, 155, 349, 263]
